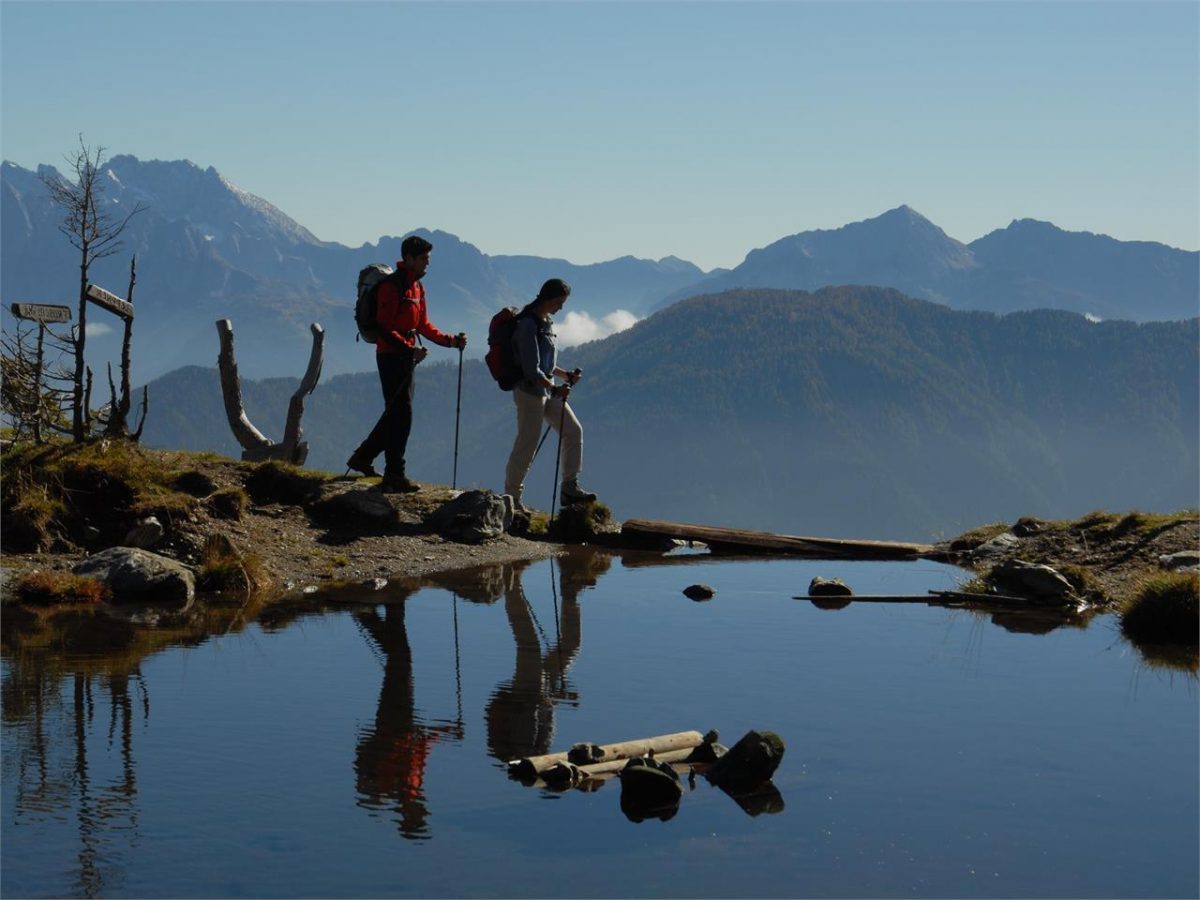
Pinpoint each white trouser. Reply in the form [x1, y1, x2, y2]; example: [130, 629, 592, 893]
[504, 389, 582, 500]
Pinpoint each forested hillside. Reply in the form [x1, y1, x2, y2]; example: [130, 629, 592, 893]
[143, 287, 1199, 540]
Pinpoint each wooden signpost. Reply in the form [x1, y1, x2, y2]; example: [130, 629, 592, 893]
[10, 303, 72, 324]
[85, 283, 135, 319]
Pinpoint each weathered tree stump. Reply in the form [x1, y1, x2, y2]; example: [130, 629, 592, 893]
[216, 319, 323, 465]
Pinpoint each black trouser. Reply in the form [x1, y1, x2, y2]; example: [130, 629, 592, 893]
[356, 348, 416, 477]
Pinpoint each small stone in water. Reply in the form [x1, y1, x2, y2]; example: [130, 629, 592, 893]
[683, 584, 715, 601]
[809, 577, 853, 597]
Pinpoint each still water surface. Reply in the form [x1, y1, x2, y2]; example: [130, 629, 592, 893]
[3, 550, 1197, 898]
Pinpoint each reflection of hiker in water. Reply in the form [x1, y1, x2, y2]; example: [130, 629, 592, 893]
[485, 553, 610, 762]
[353, 601, 460, 840]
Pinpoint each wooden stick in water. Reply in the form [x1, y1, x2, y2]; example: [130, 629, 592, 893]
[507, 730, 705, 780]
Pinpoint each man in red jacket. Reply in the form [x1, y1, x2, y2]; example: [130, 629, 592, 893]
[347, 234, 467, 492]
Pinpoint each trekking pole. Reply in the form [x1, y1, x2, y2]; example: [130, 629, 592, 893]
[549, 387, 567, 525]
[549, 555, 564, 688]
[531, 423, 553, 464]
[451, 590, 463, 734]
[532, 367, 578, 466]
[452, 343, 463, 490]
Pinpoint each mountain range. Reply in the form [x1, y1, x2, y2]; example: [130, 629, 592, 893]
[3, 155, 1196, 385]
[655, 205, 1198, 321]
[0, 156, 701, 382]
[140, 287, 1199, 540]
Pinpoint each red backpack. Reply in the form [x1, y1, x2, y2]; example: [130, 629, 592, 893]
[485, 306, 532, 390]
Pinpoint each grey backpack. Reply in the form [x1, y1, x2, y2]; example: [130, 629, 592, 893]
[355, 264, 396, 343]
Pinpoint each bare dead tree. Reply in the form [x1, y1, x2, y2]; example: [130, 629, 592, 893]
[41, 325, 83, 437]
[1, 325, 45, 441]
[41, 137, 144, 442]
[115, 257, 136, 433]
[130, 386, 149, 442]
[1, 319, 74, 441]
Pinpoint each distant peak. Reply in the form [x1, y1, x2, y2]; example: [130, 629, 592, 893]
[998, 218, 1105, 242]
[105, 154, 205, 177]
[1007, 217, 1058, 229]
[876, 204, 931, 224]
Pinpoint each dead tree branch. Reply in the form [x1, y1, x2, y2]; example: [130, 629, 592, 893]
[280, 324, 325, 464]
[216, 319, 323, 465]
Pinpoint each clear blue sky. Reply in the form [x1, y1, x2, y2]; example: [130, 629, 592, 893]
[2, 1, 1197, 270]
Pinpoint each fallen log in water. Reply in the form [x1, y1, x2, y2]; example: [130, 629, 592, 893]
[540, 739, 726, 788]
[792, 592, 1050, 606]
[513, 730, 788, 822]
[507, 730, 708, 781]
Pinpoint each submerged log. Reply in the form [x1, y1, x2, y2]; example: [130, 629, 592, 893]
[927, 589, 1062, 606]
[507, 730, 706, 781]
[621, 519, 932, 560]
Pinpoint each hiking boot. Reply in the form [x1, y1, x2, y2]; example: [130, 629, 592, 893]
[377, 474, 420, 494]
[559, 479, 597, 506]
[511, 497, 530, 516]
[345, 450, 379, 479]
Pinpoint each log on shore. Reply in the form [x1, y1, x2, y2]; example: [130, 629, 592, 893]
[620, 519, 932, 560]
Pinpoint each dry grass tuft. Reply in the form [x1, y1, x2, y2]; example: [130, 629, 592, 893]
[14, 570, 111, 606]
[1120, 571, 1199, 648]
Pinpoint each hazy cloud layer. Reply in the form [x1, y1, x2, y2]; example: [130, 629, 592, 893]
[556, 310, 638, 348]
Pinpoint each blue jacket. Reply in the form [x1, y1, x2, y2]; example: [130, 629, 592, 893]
[513, 313, 557, 398]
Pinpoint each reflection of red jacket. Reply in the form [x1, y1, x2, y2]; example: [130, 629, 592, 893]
[374, 731, 439, 801]
[376, 269, 453, 354]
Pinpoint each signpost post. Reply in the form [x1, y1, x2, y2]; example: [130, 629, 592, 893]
[9, 303, 73, 442]
[85, 279, 138, 435]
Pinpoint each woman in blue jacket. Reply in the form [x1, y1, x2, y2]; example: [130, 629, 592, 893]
[503, 278, 597, 513]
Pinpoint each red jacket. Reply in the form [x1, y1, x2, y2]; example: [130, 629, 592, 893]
[375, 268, 454, 354]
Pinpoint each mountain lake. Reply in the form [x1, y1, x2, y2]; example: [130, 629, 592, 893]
[2, 549, 1196, 899]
